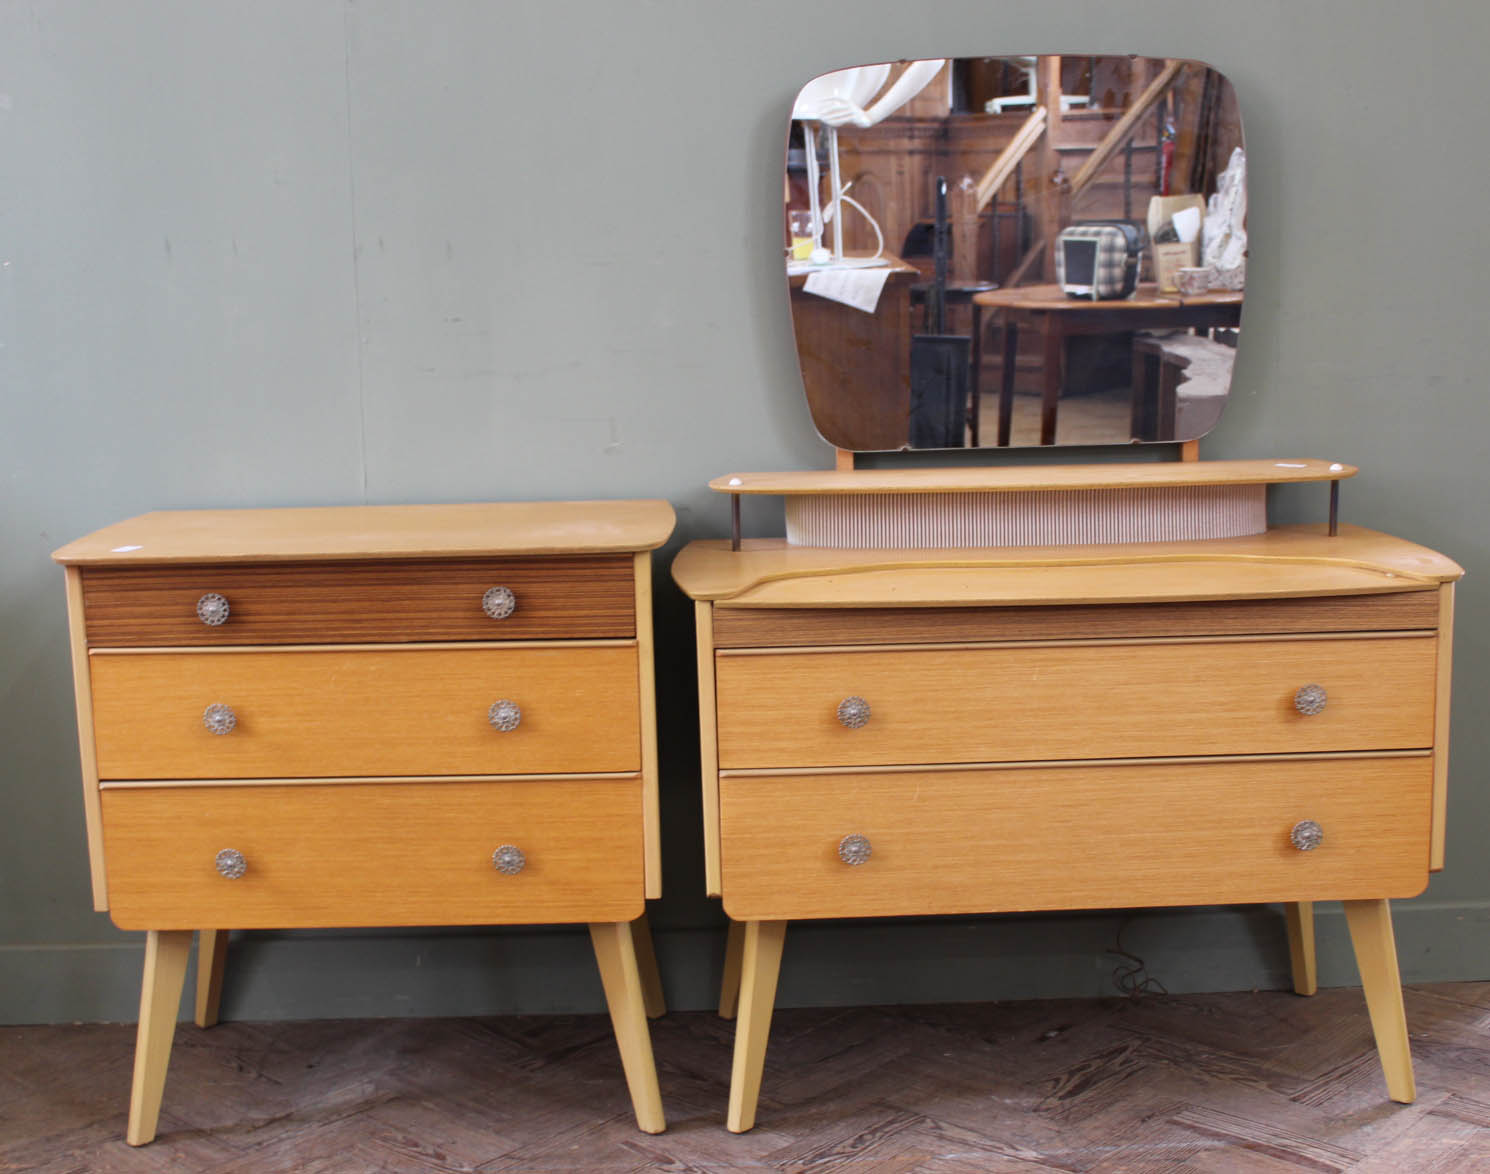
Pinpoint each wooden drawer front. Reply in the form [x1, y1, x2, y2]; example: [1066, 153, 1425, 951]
[719, 757, 1432, 920]
[80, 556, 636, 646]
[711, 592, 1441, 648]
[714, 637, 1436, 769]
[100, 779, 643, 930]
[90, 645, 640, 779]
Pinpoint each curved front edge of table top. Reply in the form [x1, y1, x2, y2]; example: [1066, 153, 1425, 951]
[669, 525, 1464, 607]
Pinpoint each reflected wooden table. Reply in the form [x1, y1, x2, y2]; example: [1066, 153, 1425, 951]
[971, 282, 1244, 446]
[788, 255, 920, 451]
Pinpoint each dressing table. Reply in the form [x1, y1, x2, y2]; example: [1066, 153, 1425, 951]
[674, 466, 1460, 1131]
[54, 500, 674, 1143]
[676, 53, 1463, 1132]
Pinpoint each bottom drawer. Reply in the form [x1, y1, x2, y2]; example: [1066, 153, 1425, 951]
[719, 756, 1432, 921]
[101, 779, 643, 930]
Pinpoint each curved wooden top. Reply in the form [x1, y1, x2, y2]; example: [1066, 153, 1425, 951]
[671, 525, 1462, 607]
[972, 281, 1244, 312]
[710, 459, 1355, 497]
[53, 500, 678, 565]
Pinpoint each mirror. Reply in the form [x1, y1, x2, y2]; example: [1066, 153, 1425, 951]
[785, 55, 1245, 451]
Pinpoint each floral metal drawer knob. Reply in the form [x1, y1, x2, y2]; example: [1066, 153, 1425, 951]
[1294, 684, 1327, 716]
[838, 834, 873, 866]
[196, 592, 230, 626]
[482, 586, 517, 620]
[202, 703, 237, 735]
[488, 699, 522, 732]
[215, 849, 247, 879]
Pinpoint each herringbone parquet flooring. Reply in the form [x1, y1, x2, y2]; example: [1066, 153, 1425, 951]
[4, 982, 1490, 1172]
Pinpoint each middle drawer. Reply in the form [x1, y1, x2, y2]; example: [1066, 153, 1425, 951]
[91, 644, 641, 779]
[715, 636, 1437, 769]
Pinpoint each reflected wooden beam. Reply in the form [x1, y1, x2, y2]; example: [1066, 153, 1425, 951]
[1035, 57, 1064, 283]
[974, 106, 1048, 211]
[1070, 59, 1185, 197]
[1004, 238, 1048, 288]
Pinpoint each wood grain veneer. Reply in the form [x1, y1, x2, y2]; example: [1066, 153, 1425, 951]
[718, 756, 1432, 920]
[633, 551, 662, 898]
[695, 601, 722, 897]
[1431, 582, 1456, 871]
[101, 779, 644, 929]
[63, 566, 108, 909]
[711, 592, 1440, 648]
[56, 500, 677, 1142]
[708, 459, 1356, 495]
[51, 500, 677, 565]
[80, 556, 635, 646]
[670, 526, 1464, 606]
[714, 635, 1436, 770]
[673, 496, 1460, 1129]
[90, 644, 641, 779]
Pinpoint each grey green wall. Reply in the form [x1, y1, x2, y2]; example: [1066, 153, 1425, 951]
[2, 1, 1486, 1024]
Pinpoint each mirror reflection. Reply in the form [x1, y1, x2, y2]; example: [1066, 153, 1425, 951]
[785, 56, 1246, 451]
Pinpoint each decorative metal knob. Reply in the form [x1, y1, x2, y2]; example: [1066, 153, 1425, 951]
[1294, 684, 1327, 716]
[837, 696, 871, 729]
[492, 844, 526, 875]
[196, 593, 230, 626]
[215, 849, 247, 879]
[488, 699, 521, 732]
[838, 833, 872, 866]
[202, 703, 237, 735]
[1291, 820, 1324, 852]
[482, 586, 517, 620]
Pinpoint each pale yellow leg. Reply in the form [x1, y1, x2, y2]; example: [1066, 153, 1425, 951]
[630, 913, 666, 1019]
[193, 929, 230, 1028]
[1285, 902, 1317, 996]
[1343, 898, 1416, 1104]
[588, 921, 666, 1133]
[718, 917, 745, 1020]
[726, 919, 787, 1133]
[125, 930, 192, 1146]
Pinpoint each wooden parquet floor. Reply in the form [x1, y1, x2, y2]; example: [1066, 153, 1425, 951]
[5, 983, 1490, 1172]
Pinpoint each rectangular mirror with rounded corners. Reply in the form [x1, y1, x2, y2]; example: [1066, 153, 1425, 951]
[786, 55, 1245, 451]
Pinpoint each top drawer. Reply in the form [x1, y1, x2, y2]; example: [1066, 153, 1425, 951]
[80, 556, 636, 646]
[715, 635, 1438, 769]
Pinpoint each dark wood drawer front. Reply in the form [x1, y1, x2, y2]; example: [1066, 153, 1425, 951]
[712, 592, 1440, 648]
[719, 757, 1432, 921]
[81, 556, 636, 646]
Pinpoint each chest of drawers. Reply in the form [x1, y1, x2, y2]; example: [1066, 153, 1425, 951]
[673, 520, 1462, 1132]
[54, 500, 675, 1144]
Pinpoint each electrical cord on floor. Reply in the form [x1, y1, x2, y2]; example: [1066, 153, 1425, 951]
[1108, 917, 1169, 998]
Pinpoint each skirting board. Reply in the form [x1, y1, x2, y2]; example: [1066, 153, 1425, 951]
[5, 901, 1489, 1025]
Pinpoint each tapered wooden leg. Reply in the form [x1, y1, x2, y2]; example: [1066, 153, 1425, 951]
[726, 919, 787, 1133]
[718, 917, 746, 1020]
[1285, 902, 1318, 996]
[589, 921, 666, 1133]
[629, 913, 666, 1019]
[193, 930, 230, 1028]
[1343, 898, 1416, 1103]
[125, 930, 192, 1146]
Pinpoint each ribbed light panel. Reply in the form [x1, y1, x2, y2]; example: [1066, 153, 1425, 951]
[783, 485, 1267, 548]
